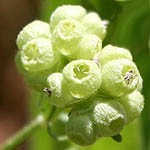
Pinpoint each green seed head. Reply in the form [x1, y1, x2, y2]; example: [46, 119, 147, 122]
[21, 38, 59, 72]
[81, 12, 106, 40]
[101, 59, 140, 97]
[92, 99, 126, 137]
[50, 5, 87, 31]
[16, 20, 51, 50]
[118, 91, 144, 124]
[63, 60, 102, 99]
[66, 111, 96, 146]
[77, 34, 102, 59]
[52, 19, 85, 59]
[95, 45, 133, 66]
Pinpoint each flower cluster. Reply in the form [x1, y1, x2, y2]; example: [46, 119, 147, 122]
[15, 5, 144, 146]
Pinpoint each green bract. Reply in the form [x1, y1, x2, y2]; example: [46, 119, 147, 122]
[20, 38, 59, 72]
[95, 45, 133, 66]
[118, 91, 144, 124]
[63, 60, 102, 99]
[50, 5, 87, 31]
[77, 34, 102, 59]
[92, 99, 126, 137]
[16, 20, 51, 50]
[81, 12, 106, 40]
[52, 19, 85, 59]
[101, 59, 140, 97]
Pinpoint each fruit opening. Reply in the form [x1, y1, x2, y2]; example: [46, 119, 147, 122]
[73, 63, 89, 80]
[60, 21, 76, 37]
[24, 43, 39, 61]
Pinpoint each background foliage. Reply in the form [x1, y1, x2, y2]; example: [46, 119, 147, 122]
[28, 0, 150, 150]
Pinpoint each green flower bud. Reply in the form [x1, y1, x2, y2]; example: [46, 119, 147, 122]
[50, 5, 87, 31]
[52, 19, 85, 59]
[81, 12, 106, 40]
[118, 91, 144, 124]
[20, 38, 59, 72]
[66, 111, 96, 146]
[47, 73, 74, 108]
[92, 99, 126, 137]
[95, 45, 133, 66]
[63, 60, 102, 99]
[77, 34, 102, 59]
[101, 59, 140, 97]
[16, 20, 51, 50]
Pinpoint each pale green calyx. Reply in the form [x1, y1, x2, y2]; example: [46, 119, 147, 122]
[50, 5, 87, 31]
[81, 12, 107, 40]
[16, 20, 51, 50]
[63, 60, 102, 99]
[101, 59, 140, 97]
[77, 34, 102, 59]
[20, 38, 59, 72]
[52, 19, 85, 59]
[95, 45, 133, 66]
[92, 99, 126, 137]
[118, 91, 144, 124]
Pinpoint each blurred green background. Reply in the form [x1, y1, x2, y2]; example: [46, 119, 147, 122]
[0, 0, 149, 150]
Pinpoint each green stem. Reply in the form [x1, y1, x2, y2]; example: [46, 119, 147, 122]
[0, 114, 45, 150]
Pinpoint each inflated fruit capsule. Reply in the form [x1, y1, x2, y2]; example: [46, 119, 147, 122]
[95, 45, 133, 66]
[20, 37, 59, 72]
[15, 51, 58, 91]
[118, 91, 144, 124]
[81, 12, 106, 40]
[52, 19, 85, 59]
[101, 59, 140, 97]
[66, 111, 96, 146]
[92, 99, 126, 138]
[16, 20, 51, 50]
[63, 60, 102, 99]
[50, 5, 87, 31]
[47, 73, 74, 108]
[77, 34, 102, 59]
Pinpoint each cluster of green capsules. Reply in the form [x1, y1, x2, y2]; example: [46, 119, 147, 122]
[15, 5, 144, 146]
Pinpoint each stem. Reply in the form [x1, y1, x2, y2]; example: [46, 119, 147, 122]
[0, 114, 45, 150]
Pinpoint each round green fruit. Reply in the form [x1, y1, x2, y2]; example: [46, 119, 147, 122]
[52, 19, 85, 59]
[118, 91, 144, 124]
[16, 20, 51, 50]
[50, 5, 87, 31]
[101, 59, 140, 97]
[63, 60, 102, 99]
[81, 12, 106, 40]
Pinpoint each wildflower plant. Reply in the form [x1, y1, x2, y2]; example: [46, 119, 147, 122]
[1, 5, 144, 149]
